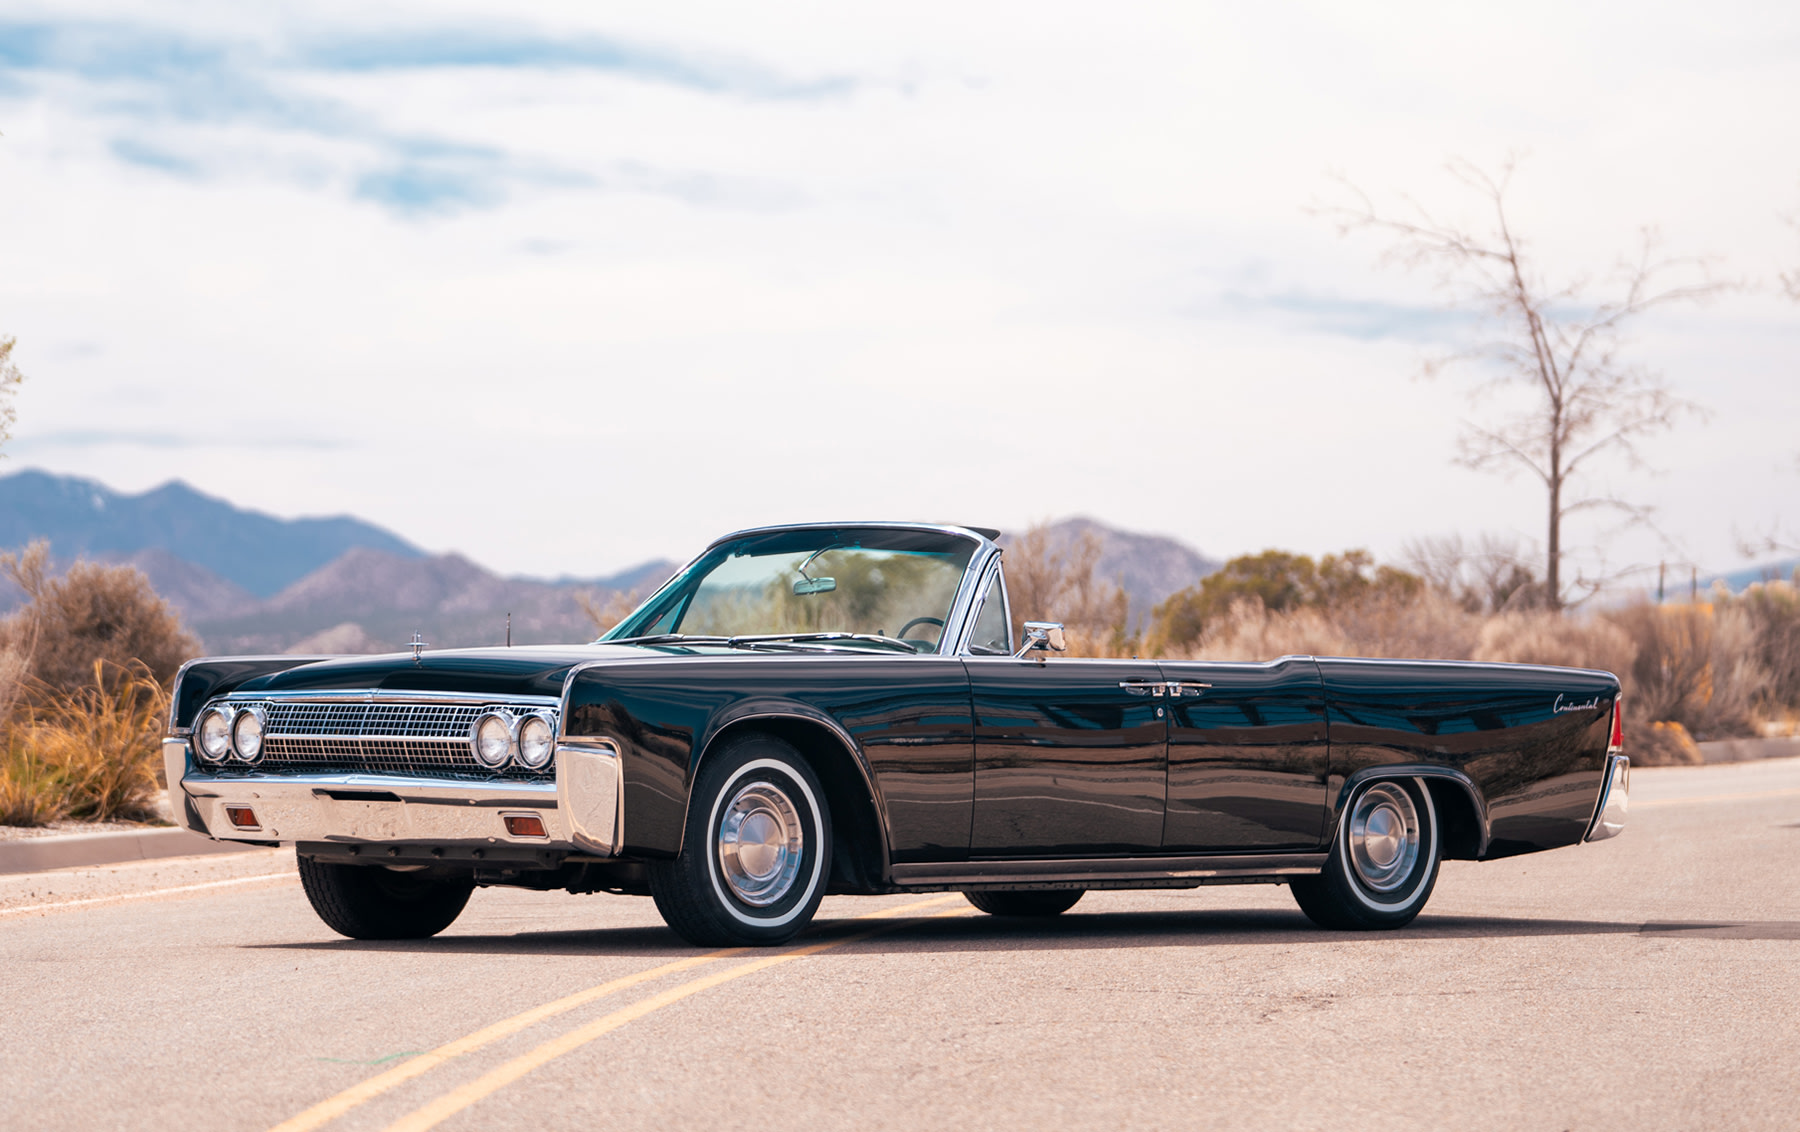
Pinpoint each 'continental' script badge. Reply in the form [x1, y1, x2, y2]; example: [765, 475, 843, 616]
[1552, 693, 1601, 714]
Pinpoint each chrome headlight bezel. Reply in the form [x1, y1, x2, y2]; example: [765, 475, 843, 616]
[195, 706, 233, 763]
[469, 710, 516, 769]
[516, 713, 556, 770]
[230, 705, 267, 762]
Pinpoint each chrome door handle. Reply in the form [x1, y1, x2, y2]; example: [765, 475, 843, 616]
[1119, 681, 1212, 698]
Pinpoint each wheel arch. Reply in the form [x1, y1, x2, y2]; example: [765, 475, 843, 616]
[1329, 764, 1489, 861]
[695, 707, 892, 893]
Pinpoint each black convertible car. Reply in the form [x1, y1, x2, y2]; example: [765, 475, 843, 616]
[165, 522, 1629, 946]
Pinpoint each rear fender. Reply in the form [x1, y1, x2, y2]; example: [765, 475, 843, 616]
[1327, 765, 1490, 859]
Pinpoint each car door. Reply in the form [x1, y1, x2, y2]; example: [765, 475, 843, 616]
[1156, 656, 1329, 851]
[961, 566, 1168, 856]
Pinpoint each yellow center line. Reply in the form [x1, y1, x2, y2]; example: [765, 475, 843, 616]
[1636, 786, 1800, 808]
[382, 898, 972, 1132]
[264, 953, 732, 1132]
[265, 893, 962, 1132]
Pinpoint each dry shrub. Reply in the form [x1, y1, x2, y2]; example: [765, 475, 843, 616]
[0, 661, 170, 824]
[1624, 720, 1703, 767]
[1005, 526, 1132, 656]
[1178, 589, 1479, 663]
[1734, 580, 1800, 714]
[0, 543, 197, 825]
[1473, 611, 1638, 675]
[0, 541, 198, 699]
[1602, 602, 1767, 741]
[1178, 598, 1353, 661]
[576, 589, 644, 636]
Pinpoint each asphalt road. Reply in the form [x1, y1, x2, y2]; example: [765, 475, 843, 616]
[3, 758, 1797, 1132]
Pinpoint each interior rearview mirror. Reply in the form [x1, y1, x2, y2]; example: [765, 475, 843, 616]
[793, 577, 837, 596]
[1015, 621, 1067, 657]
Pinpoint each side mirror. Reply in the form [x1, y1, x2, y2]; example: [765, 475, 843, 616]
[1014, 621, 1067, 658]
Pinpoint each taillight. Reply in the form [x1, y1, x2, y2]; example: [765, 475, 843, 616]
[1609, 695, 1624, 752]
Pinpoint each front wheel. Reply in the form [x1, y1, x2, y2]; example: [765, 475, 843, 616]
[648, 734, 832, 947]
[297, 856, 474, 940]
[1291, 778, 1440, 930]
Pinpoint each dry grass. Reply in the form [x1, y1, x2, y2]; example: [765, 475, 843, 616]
[0, 661, 170, 826]
[0, 543, 192, 826]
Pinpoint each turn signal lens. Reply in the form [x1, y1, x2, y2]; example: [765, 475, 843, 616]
[472, 712, 513, 768]
[231, 708, 264, 761]
[197, 708, 232, 763]
[1609, 696, 1625, 752]
[503, 813, 547, 838]
[517, 715, 554, 769]
[225, 806, 259, 829]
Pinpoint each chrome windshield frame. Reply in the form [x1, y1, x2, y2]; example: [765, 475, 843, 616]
[599, 521, 1001, 657]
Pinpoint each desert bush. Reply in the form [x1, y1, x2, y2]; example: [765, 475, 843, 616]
[1732, 579, 1800, 717]
[1149, 548, 1423, 653]
[0, 541, 198, 699]
[1005, 526, 1133, 656]
[0, 660, 170, 824]
[1177, 587, 1479, 663]
[1624, 720, 1703, 766]
[576, 588, 645, 636]
[1602, 602, 1768, 741]
[1473, 610, 1638, 676]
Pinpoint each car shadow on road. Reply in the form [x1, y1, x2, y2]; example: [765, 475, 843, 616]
[241, 907, 1800, 957]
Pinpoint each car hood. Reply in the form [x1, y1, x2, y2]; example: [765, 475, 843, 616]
[236, 644, 666, 699]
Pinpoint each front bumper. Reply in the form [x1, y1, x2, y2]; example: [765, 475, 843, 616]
[164, 738, 623, 856]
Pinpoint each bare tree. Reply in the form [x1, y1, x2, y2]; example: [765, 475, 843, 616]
[1324, 158, 1723, 609]
[0, 336, 22, 452]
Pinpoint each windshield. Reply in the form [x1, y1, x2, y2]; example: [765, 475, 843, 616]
[604, 527, 979, 652]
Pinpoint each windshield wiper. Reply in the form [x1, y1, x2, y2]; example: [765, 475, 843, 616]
[608, 632, 922, 654]
[726, 633, 921, 653]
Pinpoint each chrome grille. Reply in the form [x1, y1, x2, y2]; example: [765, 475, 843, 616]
[209, 699, 557, 781]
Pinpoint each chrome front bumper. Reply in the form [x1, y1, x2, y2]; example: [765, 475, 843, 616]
[1584, 754, 1629, 842]
[164, 738, 623, 855]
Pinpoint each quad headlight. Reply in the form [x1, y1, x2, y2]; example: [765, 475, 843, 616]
[195, 707, 233, 763]
[231, 706, 265, 762]
[471, 711, 515, 769]
[517, 714, 555, 770]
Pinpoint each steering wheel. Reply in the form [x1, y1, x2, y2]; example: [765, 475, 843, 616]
[896, 616, 945, 639]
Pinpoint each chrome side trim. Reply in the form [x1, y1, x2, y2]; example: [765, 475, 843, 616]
[890, 853, 1327, 889]
[1584, 754, 1630, 842]
[556, 740, 623, 856]
[215, 689, 561, 707]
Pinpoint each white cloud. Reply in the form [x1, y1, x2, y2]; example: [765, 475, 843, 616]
[1, 0, 1796, 583]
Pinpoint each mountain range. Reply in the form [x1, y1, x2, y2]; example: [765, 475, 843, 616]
[0, 469, 1219, 654]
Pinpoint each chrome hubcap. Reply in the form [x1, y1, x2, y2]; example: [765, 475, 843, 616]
[716, 780, 804, 907]
[1348, 782, 1419, 893]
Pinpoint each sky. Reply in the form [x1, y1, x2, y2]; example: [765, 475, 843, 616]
[1, 1, 1797, 585]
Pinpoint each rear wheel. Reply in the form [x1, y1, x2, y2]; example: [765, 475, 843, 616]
[1291, 778, 1440, 930]
[648, 734, 832, 947]
[297, 855, 474, 940]
[964, 890, 1085, 917]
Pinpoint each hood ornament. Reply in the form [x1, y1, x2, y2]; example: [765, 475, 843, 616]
[409, 632, 428, 665]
